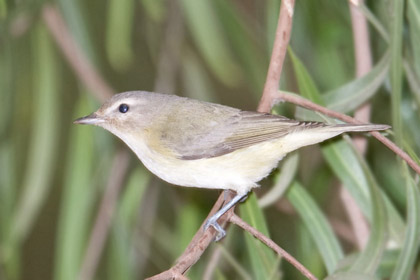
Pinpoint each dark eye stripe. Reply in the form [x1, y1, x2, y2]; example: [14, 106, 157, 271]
[119, 104, 129, 113]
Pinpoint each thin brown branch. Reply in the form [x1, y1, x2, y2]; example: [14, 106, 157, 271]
[42, 4, 113, 102]
[146, 191, 235, 280]
[136, 179, 160, 272]
[229, 214, 318, 280]
[78, 150, 131, 280]
[258, 0, 295, 113]
[276, 91, 420, 175]
[339, 190, 368, 249]
[274, 199, 358, 246]
[350, 0, 372, 154]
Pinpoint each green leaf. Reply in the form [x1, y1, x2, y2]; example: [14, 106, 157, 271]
[322, 140, 371, 218]
[324, 140, 405, 246]
[259, 153, 299, 208]
[214, 0, 267, 93]
[179, 0, 241, 87]
[54, 96, 98, 280]
[391, 167, 420, 280]
[0, 143, 18, 278]
[107, 168, 150, 280]
[57, 0, 96, 64]
[323, 51, 390, 113]
[289, 48, 372, 217]
[118, 168, 150, 226]
[325, 271, 379, 280]
[240, 193, 280, 280]
[106, 0, 135, 71]
[288, 47, 323, 104]
[217, 244, 253, 280]
[389, 0, 404, 146]
[11, 23, 59, 244]
[140, 0, 166, 22]
[107, 225, 135, 280]
[376, 249, 399, 278]
[287, 181, 344, 274]
[358, 4, 389, 42]
[291, 45, 389, 114]
[404, 61, 420, 108]
[175, 203, 203, 257]
[0, 0, 6, 19]
[348, 139, 387, 274]
[290, 49, 388, 274]
[407, 0, 420, 79]
[182, 50, 217, 102]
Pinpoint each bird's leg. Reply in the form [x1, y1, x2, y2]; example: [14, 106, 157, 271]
[204, 193, 248, 241]
[223, 189, 230, 201]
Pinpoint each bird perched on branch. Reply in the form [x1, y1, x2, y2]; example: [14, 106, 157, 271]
[75, 91, 390, 241]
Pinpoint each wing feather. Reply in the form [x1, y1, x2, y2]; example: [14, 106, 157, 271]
[164, 109, 325, 160]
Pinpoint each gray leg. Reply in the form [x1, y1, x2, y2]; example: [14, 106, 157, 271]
[204, 193, 248, 241]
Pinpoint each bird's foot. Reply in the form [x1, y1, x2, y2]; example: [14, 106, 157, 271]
[204, 216, 226, 242]
[203, 192, 249, 241]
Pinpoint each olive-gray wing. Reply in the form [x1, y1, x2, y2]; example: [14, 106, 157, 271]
[165, 111, 325, 160]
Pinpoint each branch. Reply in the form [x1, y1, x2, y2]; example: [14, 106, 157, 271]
[229, 214, 318, 280]
[42, 4, 113, 102]
[276, 91, 420, 175]
[258, 0, 295, 113]
[145, 191, 235, 280]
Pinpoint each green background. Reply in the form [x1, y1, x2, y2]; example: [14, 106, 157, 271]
[1, 0, 419, 279]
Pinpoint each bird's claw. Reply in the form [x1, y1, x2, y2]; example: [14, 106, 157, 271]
[204, 217, 226, 242]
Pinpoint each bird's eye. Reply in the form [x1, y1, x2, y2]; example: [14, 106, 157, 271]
[119, 104, 129, 113]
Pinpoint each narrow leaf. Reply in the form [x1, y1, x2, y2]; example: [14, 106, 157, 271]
[54, 97, 98, 280]
[348, 138, 387, 274]
[391, 167, 420, 280]
[11, 24, 59, 243]
[179, 0, 241, 87]
[287, 181, 344, 274]
[241, 193, 280, 280]
[389, 0, 404, 146]
[106, 0, 135, 71]
[323, 51, 390, 113]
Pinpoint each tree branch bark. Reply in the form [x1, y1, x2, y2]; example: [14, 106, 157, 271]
[42, 4, 113, 102]
[230, 214, 318, 280]
[258, 0, 295, 113]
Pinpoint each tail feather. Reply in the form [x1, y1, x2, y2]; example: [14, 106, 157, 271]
[281, 122, 390, 154]
[322, 123, 391, 133]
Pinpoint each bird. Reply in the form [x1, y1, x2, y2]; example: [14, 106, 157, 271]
[74, 91, 390, 240]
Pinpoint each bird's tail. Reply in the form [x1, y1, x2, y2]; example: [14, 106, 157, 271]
[280, 122, 390, 155]
[323, 123, 391, 133]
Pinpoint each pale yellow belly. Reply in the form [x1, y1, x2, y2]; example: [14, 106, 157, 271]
[136, 140, 286, 195]
[122, 128, 344, 195]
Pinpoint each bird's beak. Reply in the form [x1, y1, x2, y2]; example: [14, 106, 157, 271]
[73, 113, 105, 125]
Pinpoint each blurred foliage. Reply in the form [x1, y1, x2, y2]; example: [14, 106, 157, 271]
[1, 0, 420, 279]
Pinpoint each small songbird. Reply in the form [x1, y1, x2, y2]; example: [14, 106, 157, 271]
[74, 91, 390, 240]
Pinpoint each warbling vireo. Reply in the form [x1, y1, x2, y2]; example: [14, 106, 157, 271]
[74, 91, 390, 240]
